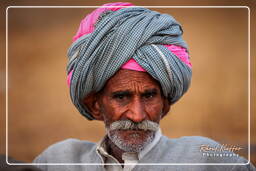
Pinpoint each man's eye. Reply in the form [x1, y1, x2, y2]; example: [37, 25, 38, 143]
[115, 95, 125, 99]
[112, 91, 131, 101]
[143, 93, 156, 99]
[113, 94, 128, 100]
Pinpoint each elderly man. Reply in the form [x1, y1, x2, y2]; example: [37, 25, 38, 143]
[34, 2, 255, 171]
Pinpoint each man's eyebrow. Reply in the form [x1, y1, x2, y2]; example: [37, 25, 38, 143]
[141, 88, 158, 95]
[111, 90, 132, 97]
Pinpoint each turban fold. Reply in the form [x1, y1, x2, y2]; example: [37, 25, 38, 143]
[67, 2, 192, 120]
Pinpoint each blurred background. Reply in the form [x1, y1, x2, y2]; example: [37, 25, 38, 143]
[0, 0, 255, 165]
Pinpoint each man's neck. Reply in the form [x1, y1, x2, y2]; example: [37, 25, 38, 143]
[106, 137, 127, 164]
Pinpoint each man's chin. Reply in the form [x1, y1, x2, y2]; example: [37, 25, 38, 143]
[107, 129, 155, 152]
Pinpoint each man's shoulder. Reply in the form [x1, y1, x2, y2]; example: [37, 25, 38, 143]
[159, 135, 220, 155]
[155, 135, 249, 164]
[34, 138, 98, 163]
[45, 138, 96, 153]
[161, 135, 219, 147]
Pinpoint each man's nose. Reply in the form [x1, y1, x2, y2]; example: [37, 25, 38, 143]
[125, 97, 146, 123]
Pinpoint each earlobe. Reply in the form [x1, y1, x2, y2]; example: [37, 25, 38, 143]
[83, 93, 104, 120]
[92, 101, 104, 120]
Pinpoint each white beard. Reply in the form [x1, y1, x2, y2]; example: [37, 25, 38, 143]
[107, 129, 155, 152]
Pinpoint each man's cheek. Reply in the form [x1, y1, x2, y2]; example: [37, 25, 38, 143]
[110, 107, 128, 120]
[146, 106, 162, 121]
[102, 108, 120, 124]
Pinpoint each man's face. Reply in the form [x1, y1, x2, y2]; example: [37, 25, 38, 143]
[95, 69, 167, 152]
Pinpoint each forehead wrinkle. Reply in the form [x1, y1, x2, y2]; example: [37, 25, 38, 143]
[107, 77, 158, 93]
[130, 80, 152, 93]
[103, 70, 161, 94]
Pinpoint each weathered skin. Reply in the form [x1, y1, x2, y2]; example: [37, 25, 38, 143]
[84, 69, 170, 163]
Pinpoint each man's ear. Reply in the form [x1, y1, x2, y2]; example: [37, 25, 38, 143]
[83, 93, 104, 121]
[161, 97, 171, 119]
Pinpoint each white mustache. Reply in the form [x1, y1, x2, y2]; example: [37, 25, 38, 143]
[109, 120, 159, 131]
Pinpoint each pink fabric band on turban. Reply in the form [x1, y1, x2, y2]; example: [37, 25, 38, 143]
[72, 2, 134, 42]
[120, 44, 191, 72]
[67, 70, 73, 87]
[164, 44, 192, 68]
[67, 2, 192, 87]
[121, 58, 146, 72]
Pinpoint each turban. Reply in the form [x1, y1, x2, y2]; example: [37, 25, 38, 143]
[67, 2, 192, 120]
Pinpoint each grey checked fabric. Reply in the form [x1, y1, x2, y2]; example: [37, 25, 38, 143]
[67, 7, 192, 120]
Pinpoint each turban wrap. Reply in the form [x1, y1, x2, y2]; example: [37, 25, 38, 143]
[67, 2, 192, 120]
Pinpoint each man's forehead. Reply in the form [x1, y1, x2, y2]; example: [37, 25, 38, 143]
[104, 69, 161, 92]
